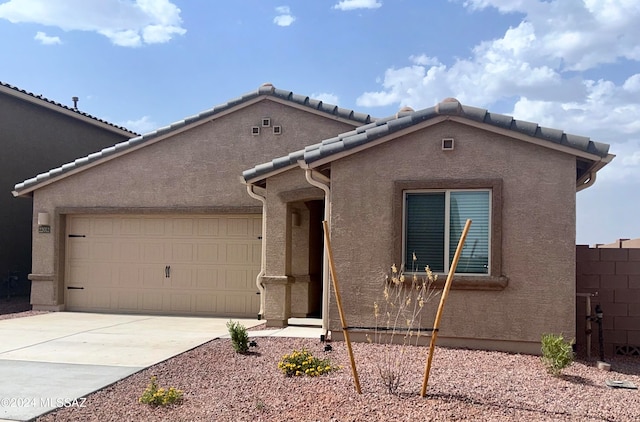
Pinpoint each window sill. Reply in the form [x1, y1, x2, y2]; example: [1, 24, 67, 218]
[431, 275, 509, 291]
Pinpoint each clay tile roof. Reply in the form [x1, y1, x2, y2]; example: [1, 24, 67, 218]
[13, 84, 374, 195]
[243, 98, 612, 183]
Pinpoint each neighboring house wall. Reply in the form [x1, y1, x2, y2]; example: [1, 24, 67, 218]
[28, 99, 356, 310]
[326, 121, 577, 354]
[0, 88, 133, 286]
[576, 244, 640, 357]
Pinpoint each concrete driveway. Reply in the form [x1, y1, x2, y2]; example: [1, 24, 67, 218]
[0, 312, 264, 422]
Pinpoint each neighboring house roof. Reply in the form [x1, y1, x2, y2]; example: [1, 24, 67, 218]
[0, 81, 137, 138]
[13, 84, 373, 196]
[595, 238, 640, 248]
[243, 98, 614, 187]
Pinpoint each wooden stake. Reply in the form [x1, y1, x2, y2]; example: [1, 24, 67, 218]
[420, 219, 472, 397]
[322, 220, 362, 394]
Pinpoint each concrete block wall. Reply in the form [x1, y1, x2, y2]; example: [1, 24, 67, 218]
[576, 245, 640, 358]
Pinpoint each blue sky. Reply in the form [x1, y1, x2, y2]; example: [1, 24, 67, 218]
[0, 0, 638, 246]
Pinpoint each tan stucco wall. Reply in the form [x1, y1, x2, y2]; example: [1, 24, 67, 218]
[29, 99, 355, 309]
[326, 121, 577, 354]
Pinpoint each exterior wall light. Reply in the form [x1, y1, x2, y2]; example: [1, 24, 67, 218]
[37, 212, 50, 226]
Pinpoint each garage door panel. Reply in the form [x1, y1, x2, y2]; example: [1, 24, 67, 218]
[170, 294, 192, 312]
[224, 269, 253, 290]
[68, 217, 91, 235]
[198, 218, 220, 236]
[170, 267, 193, 288]
[66, 214, 261, 317]
[119, 242, 142, 262]
[68, 240, 89, 260]
[142, 291, 164, 310]
[117, 266, 141, 287]
[197, 244, 221, 263]
[171, 243, 195, 262]
[120, 218, 142, 236]
[142, 267, 165, 288]
[225, 244, 250, 264]
[225, 218, 250, 237]
[92, 263, 115, 287]
[252, 244, 261, 263]
[67, 264, 88, 285]
[195, 294, 217, 313]
[93, 218, 115, 236]
[172, 219, 195, 236]
[91, 241, 114, 262]
[195, 268, 222, 289]
[143, 219, 167, 236]
[91, 289, 113, 308]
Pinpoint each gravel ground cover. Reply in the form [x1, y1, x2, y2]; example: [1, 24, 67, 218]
[1, 301, 637, 421]
[31, 335, 639, 422]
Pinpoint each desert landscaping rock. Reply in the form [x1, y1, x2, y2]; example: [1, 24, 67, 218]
[33, 337, 639, 422]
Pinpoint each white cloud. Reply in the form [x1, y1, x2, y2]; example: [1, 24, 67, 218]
[34, 31, 61, 45]
[333, 0, 382, 11]
[0, 0, 186, 47]
[623, 74, 640, 93]
[356, 0, 640, 238]
[120, 116, 158, 134]
[409, 54, 440, 66]
[311, 92, 339, 105]
[462, 0, 640, 71]
[273, 5, 296, 27]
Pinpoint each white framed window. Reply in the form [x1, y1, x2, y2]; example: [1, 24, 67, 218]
[403, 189, 491, 275]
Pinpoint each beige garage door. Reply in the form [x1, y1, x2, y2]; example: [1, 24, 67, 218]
[65, 214, 261, 317]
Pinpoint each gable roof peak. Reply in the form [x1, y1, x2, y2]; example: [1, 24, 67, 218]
[435, 97, 462, 115]
[396, 106, 415, 119]
[258, 82, 276, 94]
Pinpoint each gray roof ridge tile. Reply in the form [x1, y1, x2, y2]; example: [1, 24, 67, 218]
[0, 80, 138, 135]
[244, 98, 611, 182]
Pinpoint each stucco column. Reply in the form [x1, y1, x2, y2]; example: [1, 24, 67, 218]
[262, 187, 294, 326]
[261, 275, 293, 327]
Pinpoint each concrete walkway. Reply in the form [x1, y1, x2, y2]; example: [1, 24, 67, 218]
[0, 313, 320, 421]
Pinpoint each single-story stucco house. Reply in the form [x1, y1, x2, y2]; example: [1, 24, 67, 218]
[14, 84, 613, 354]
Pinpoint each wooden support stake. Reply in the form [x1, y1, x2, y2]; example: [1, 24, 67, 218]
[420, 219, 472, 397]
[322, 220, 362, 394]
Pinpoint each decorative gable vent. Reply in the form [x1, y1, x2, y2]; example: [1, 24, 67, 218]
[442, 138, 454, 150]
[273, 125, 282, 135]
[262, 118, 271, 127]
[251, 126, 260, 136]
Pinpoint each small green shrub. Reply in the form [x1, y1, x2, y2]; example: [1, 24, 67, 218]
[227, 320, 249, 353]
[541, 333, 574, 376]
[278, 348, 339, 377]
[139, 376, 183, 406]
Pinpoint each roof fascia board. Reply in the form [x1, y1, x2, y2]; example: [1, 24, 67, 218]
[265, 96, 363, 127]
[0, 84, 135, 138]
[306, 114, 607, 171]
[307, 116, 450, 168]
[13, 97, 269, 197]
[244, 163, 300, 185]
[576, 153, 615, 188]
[448, 116, 605, 162]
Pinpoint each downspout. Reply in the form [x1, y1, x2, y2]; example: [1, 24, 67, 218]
[246, 184, 266, 319]
[304, 168, 331, 338]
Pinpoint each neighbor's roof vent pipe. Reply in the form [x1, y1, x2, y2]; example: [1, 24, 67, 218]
[72, 96, 79, 110]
